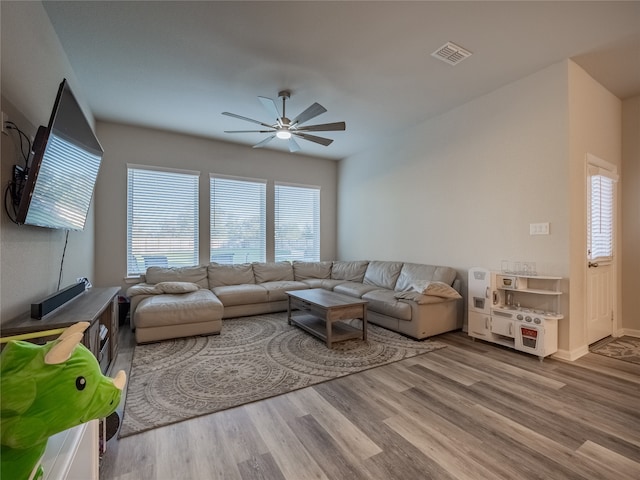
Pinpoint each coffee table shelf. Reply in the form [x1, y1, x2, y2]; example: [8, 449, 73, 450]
[289, 313, 364, 345]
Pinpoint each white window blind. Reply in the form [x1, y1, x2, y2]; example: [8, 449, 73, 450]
[127, 166, 199, 276]
[210, 175, 266, 264]
[275, 183, 320, 262]
[588, 173, 615, 263]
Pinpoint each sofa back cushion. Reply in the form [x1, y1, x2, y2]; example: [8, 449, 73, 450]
[253, 261, 294, 283]
[363, 261, 403, 289]
[208, 263, 255, 288]
[331, 261, 369, 282]
[145, 266, 209, 289]
[292, 261, 332, 280]
[394, 263, 457, 292]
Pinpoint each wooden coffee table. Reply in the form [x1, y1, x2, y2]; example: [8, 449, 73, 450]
[286, 289, 368, 348]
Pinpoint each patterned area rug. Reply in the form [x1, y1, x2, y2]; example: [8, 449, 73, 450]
[120, 312, 446, 437]
[590, 336, 640, 365]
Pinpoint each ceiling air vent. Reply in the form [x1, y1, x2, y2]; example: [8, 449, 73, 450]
[431, 41, 472, 66]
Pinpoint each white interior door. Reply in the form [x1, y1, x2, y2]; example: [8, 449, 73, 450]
[587, 262, 613, 344]
[586, 155, 618, 345]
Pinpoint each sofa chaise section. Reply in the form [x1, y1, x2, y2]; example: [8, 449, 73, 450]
[127, 265, 223, 343]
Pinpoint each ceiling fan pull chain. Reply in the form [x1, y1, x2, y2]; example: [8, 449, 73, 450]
[282, 95, 286, 120]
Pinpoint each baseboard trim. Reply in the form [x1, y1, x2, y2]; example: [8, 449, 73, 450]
[552, 345, 590, 361]
[618, 328, 640, 338]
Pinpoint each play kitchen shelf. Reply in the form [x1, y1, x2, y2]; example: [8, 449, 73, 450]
[468, 268, 563, 361]
[496, 273, 562, 296]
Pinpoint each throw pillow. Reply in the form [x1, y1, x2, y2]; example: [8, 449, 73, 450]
[411, 280, 462, 299]
[155, 281, 200, 294]
[393, 291, 444, 305]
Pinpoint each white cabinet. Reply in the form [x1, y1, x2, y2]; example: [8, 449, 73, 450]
[490, 313, 515, 338]
[40, 420, 99, 480]
[468, 312, 491, 339]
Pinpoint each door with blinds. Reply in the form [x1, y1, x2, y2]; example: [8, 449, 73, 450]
[586, 154, 619, 344]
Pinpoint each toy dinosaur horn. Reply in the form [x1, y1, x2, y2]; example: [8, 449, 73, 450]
[44, 332, 84, 365]
[57, 321, 90, 340]
[112, 370, 127, 390]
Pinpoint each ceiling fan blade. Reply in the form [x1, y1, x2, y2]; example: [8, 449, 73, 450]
[258, 96, 280, 122]
[293, 132, 334, 147]
[224, 130, 275, 133]
[288, 137, 301, 153]
[295, 121, 346, 132]
[252, 135, 276, 149]
[222, 112, 274, 129]
[291, 102, 327, 126]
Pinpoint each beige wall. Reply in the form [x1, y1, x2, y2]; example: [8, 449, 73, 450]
[339, 60, 610, 357]
[338, 59, 627, 356]
[567, 61, 622, 353]
[622, 96, 640, 334]
[0, 2, 95, 323]
[93, 122, 338, 293]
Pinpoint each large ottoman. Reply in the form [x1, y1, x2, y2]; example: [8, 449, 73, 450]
[134, 289, 223, 343]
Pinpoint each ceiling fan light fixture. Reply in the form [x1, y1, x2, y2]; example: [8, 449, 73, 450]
[223, 91, 345, 152]
[276, 129, 292, 139]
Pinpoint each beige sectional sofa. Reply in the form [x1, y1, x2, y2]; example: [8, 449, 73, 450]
[127, 260, 462, 343]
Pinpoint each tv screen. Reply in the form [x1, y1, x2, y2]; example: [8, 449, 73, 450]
[16, 79, 103, 231]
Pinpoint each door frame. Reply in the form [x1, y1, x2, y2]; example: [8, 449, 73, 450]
[585, 153, 619, 344]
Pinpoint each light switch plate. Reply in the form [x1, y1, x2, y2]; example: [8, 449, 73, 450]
[530, 222, 550, 235]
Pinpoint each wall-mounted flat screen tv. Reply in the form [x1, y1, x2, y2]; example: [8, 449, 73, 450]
[16, 79, 103, 231]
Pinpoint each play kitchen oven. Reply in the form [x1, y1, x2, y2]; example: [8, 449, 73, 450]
[468, 267, 563, 361]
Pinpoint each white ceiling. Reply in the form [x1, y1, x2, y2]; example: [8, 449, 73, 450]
[43, 1, 640, 160]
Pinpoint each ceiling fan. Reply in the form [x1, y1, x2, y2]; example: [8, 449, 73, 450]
[222, 90, 346, 152]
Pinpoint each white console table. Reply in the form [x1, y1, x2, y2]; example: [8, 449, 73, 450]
[39, 420, 98, 480]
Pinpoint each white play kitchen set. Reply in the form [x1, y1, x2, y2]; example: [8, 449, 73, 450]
[468, 267, 563, 361]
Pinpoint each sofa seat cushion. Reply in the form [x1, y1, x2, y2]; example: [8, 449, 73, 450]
[212, 284, 268, 306]
[261, 280, 309, 301]
[334, 282, 380, 298]
[135, 289, 223, 329]
[362, 289, 412, 321]
[302, 279, 345, 290]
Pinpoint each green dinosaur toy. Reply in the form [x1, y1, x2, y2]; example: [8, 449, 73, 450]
[1, 322, 126, 480]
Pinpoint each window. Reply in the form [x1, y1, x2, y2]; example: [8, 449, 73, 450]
[210, 175, 266, 264]
[127, 166, 199, 276]
[587, 166, 618, 263]
[275, 183, 320, 262]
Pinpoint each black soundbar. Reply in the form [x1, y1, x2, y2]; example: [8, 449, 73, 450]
[31, 282, 86, 319]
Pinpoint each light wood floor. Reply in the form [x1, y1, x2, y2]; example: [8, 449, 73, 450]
[100, 326, 640, 480]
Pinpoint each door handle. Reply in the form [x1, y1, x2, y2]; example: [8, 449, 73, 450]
[588, 262, 599, 268]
